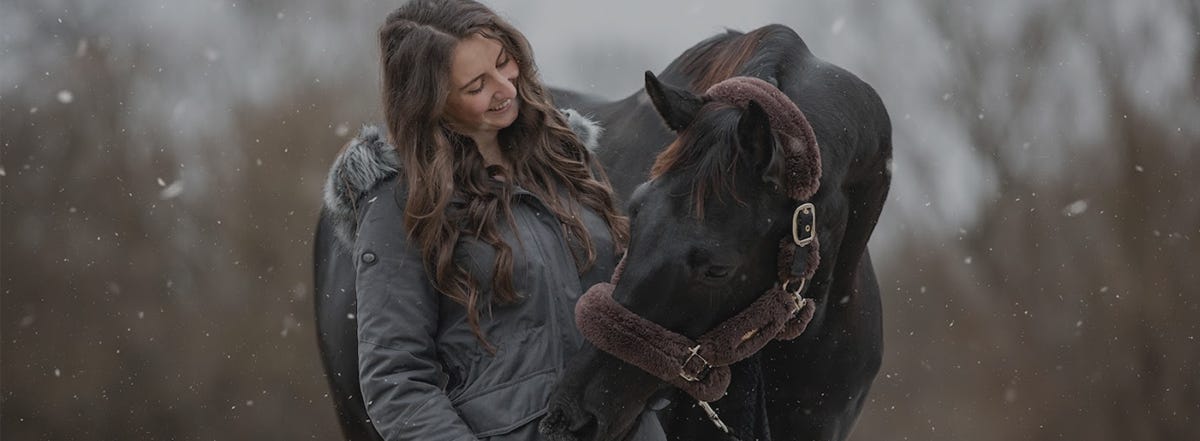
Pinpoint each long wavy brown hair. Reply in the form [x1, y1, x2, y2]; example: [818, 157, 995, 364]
[377, 0, 629, 351]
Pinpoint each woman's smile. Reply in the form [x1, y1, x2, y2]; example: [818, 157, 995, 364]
[488, 98, 513, 113]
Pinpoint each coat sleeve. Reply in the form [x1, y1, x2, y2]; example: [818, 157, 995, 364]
[354, 180, 479, 441]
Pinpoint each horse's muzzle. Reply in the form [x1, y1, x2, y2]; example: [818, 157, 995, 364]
[541, 344, 660, 441]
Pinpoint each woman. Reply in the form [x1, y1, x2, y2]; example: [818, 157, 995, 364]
[322, 0, 666, 439]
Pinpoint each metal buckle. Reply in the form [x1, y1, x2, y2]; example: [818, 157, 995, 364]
[781, 278, 806, 297]
[792, 203, 816, 247]
[781, 279, 808, 313]
[679, 345, 710, 382]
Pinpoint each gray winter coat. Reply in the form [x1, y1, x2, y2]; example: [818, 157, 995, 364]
[322, 111, 665, 441]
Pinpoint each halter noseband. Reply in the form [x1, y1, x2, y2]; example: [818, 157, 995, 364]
[575, 77, 824, 411]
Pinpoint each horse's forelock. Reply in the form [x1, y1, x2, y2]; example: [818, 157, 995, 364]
[649, 105, 751, 220]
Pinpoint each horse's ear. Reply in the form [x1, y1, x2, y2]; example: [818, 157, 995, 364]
[644, 70, 703, 132]
[738, 100, 784, 191]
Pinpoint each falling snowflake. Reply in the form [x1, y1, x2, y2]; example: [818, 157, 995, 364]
[280, 316, 300, 337]
[831, 18, 846, 35]
[1062, 199, 1088, 217]
[160, 180, 184, 199]
[57, 90, 74, 103]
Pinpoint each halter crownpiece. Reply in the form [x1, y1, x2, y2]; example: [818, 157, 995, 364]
[704, 76, 822, 201]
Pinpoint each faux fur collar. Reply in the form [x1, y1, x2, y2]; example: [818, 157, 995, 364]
[321, 108, 604, 250]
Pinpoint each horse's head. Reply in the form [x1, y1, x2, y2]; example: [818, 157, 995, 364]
[542, 72, 822, 441]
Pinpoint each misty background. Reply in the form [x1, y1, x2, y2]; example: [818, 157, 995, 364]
[2, 0, 1197, 439]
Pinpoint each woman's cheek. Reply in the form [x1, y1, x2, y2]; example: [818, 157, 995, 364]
[472, 96, 491, 117]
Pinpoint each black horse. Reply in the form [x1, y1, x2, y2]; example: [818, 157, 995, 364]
[541, 25, 891, 441]
[313, 24, 890, 441]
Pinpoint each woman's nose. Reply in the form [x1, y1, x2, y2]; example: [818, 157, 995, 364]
[494, 71, 516, 98]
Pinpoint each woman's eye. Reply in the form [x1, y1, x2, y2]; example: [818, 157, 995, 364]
[497, 56, 510, 67]
[467, 84, 484, 95]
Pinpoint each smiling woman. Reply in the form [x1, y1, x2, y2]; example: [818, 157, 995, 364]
[443, 33, 521, 169]
[315, 0, 663, 440]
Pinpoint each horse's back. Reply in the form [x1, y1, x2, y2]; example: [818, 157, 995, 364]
[313, 208, 383, 441]
[548, 86, 609, 114]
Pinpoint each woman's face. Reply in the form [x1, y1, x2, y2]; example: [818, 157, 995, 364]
[444, 33, 520, 139]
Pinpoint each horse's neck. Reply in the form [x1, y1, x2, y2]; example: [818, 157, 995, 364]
[593, 94, 673, 201]
[718, 356, 772, 441]
[592, 55, 714, 197]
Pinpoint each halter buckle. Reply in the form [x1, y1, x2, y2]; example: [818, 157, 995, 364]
[792, 203, 816, 247]
[781, 279, 808, 313]
[679, 345, 711, 382]
[781, 278, 807, 297]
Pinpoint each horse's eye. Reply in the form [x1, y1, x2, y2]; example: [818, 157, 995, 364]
[704, 265, 731, 279]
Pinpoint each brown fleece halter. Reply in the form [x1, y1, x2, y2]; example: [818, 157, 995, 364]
[575, 76, 823, 409]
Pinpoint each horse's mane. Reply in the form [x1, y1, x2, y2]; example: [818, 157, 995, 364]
[672, 25, 803, 93]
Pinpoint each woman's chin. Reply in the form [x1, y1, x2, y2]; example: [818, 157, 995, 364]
[496, 99, 520, 126]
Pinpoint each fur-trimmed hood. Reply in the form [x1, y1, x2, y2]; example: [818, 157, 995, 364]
[321, 108, 604, 250]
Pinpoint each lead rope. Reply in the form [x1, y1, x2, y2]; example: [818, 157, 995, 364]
[698, 401, 732, 434]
